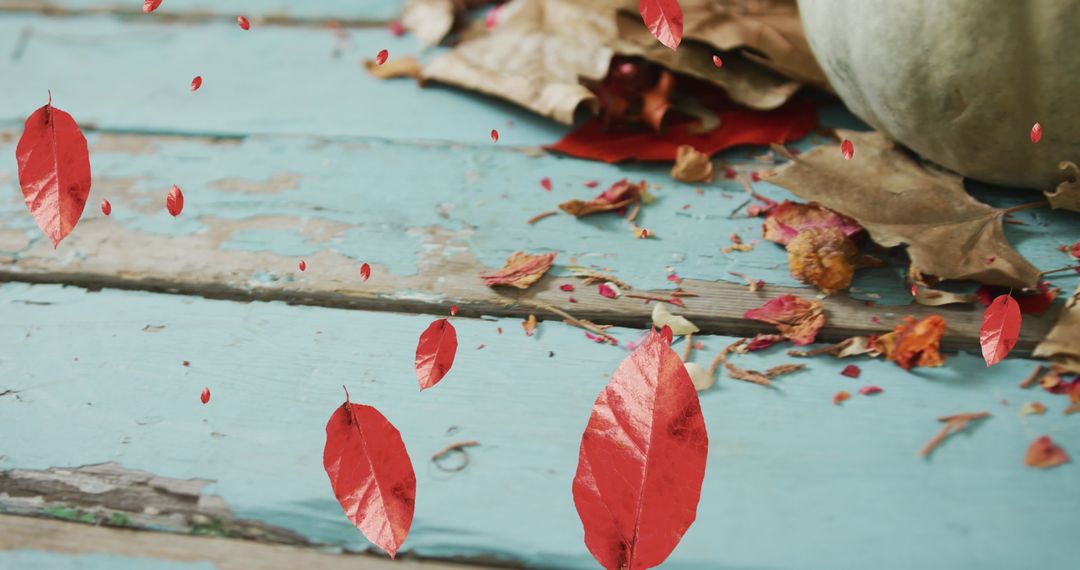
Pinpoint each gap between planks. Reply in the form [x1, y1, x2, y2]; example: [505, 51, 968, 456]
[0, 1, 397, 28]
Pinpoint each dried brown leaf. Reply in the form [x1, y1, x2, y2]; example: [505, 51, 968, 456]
[480, 251, 556, 289]
[1046, 162, 1080, 212]
[671, 145, 713, 183]
[1033, 286, 1080, 374]
[559, 179, 645, 217]
[402, 0, 456, 47]
[769, 131, 1041, 288]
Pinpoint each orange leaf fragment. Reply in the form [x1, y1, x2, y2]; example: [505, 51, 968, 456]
[785, 227, 858, 295]
[1025, 436, 1068, 469]
[833, 390, 851, 405]
[480, 251, 556, 289]
[876, 315, 947, 370]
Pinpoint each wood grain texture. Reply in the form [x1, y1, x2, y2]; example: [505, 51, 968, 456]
[0, 283, 1077, 569]
[0, 0, 405, 23]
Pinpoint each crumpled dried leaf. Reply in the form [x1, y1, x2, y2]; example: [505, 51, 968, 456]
[785, 227, 858, 295]
[769, 131, 1042, 288]
[762, 201, 862, 246]
[671, 144, 713, 183]
[652, 302, 699, 336]
[365, 55, 423, 79]
[402, 0, 457, 47]
[1033, 286, 1080, 374]
[480, 251, 556, 288]
[1025, 436, 1069, 469]
[559, 179, 645, 217]
[1045, 162, 1080, 212]
[876, 315, 946, 370]
[914, 287, 978, 307]
[743, 294, 824, 346]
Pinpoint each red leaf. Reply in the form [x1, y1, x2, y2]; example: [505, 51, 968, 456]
[375, 49, 389, 66]
[711, 54, 722, 68]
[840, 364, 860, 378]
[1030, 122, 1042, 144]
[840, 138, 854, 160]
[237, 16, 250, 30]
[298, 259, 306, 272]
[858, 385, 882, 395]
[324, 387, 416, 558]
[200, 387, 210, 404]
[143, 0, 162, 13]
[638, 0, 684, 51]
[415, 319, 458, 390]
[16, 97, 92, 247]
[100, 199, 111, 216]
[166, 185, 184, 216]
[980, 294, 1021, 366]
[573, 329, 707, 570]
[976, 285, 1057, 315]
[191, 76, 202, 91]
[547, 99, 817, 163]
[360, 262, 371, 282]
[490, 129, 499, 143]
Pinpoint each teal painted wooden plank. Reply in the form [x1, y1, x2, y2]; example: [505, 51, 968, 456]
[0, 550, 216, 570]
[0, 0, 404, 21]
[0, 13, 566, 144]
[1, 283, 1077, 569]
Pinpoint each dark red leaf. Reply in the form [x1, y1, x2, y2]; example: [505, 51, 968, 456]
[16, 97, 92, 247]
[360, 262, 371, 282]
[166, 185, 184, 216]
[638, 0, 684, 51]
[840, 364, 860, 378]
[980, 294, 1021, 366]
[711, 54, 722, 68]
[200, 387, 210, 404]
[298, 259, 307, 272]
[415, 319, 458, 390]
[143, 0, 163, 13]
[375, 49, 389, 66]
[324, 387, 416, 558]
[237, 16, 250, 30]
[1030, 122, 1042, 144]
[573, 329, 707, 570]
[191, 76, 202, 91]
[490, 129, 499, 143]
[100, 199, 111, 216]
[840, 139, 854, 160]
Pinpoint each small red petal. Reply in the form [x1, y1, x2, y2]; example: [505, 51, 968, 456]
[540, 177, 552, 191]
[598, 283, 617, 299]
[490, 129, 499, 143]
[568, 296, 577, 303]
[1030, 122, 1042, 143]
[638, 228, 650, 239]
[375, 49, 389, 66]
[858, 385, 883, 395]
[560, 284, 575, 292]
[237, 16, 250, 30]
[200, 387, 210, 404]
[910, 284, 918, 296]
[359, 262, 371, 282]
[712, 55, 723, 68]
[166, 185, 184, 217]
[388, 20, 404, 36]
[101, 199, 112, 216]
[750, 172, 761, 182]
[841, 139, 854, 160]
[298, 260, 307, 272]
[143, 0, 163, 14]
[833, 390, 851, 405]
[840, 364, 861, 378]
[666, 273, 681, 283]
[724, 168, 737, 179]
[484, 5, 501, 28]
[584, 180, 599, 188]
[190, 76, 202, 92]
[450, 304, 458, 316]
[986, 256, 996, 264]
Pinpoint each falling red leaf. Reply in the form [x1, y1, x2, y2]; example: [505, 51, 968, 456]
[980, 294, 1021, 366]
[237, 16, 250, 30]
[375, 49, 389, 66]
[298, 259, 307, 272]
[548, 99, 817, 163]
[200, 387, 210, 404]
[415, 318, 458, 390]
[833, 390, 851, 405]
[388, 20, 404, 36]
[840, 364, 861, 378]
[324, 386, 416, 558]
[573, 329, 707, 570]
[1024, 435, 1068, 469]
[143, 0, 162, 13]
[840, 138, 854, 160]
[16, 95, 92, 247]
[360, 262, 371, 282]
[166, 185, 184, 216]
[1030, 122, 1042, 144]
[540, 177, 553, 191]
[490, 129, 499, 143]
[859, 385, 883, 395]
[711, 54, 722, 68]
[100, 199, 111, 216]
[638, 0, 684, 51]
[975, 285, 1057, 315]
[190, 76, 202, 91]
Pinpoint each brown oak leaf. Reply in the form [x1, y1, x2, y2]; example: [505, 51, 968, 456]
[480, 251, 556, 289]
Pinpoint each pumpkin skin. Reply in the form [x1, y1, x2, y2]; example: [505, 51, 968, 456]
[798, 0, 1080, 189]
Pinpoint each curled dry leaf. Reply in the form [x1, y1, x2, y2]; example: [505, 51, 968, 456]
[1046, 162, 1080, 212]
[415, 318, 458, 390]
[324, 388, 416, 558]
[876, 315, 946, 370]
[743, 294, 824, 346]
[16, 97, 92, 247]
[651, 302, 699, 336]
[670, 145, 713, 182]
[1025, 436, 1069, 469]
[1033, 286, 1080, 374]
[980, 294, 1021, 367]
[480, 251, 556, 289]
[745, 333, 783, 351]
[574, 329, 707, 570]
[858, 385, 882, 395]
[365, 55, 423, 80]
[559, 179, 645, 217]
[914, 287, 978, 307]
[769, 131, 1041, 288]
[840, 364, 860, 378]
[785, 227, 858, 295]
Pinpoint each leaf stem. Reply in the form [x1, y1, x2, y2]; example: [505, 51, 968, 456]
[1004, 201, 1048, 214]
[1040, 264, 1080, 276]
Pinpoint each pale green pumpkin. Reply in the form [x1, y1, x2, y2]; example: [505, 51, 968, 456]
[798, 0, 1080, 190]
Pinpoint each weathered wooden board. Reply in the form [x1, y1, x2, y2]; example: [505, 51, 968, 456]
[1, 283, 1077, 569]
[0, 127, 1071, 348]
[0, 0, 406, 23]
